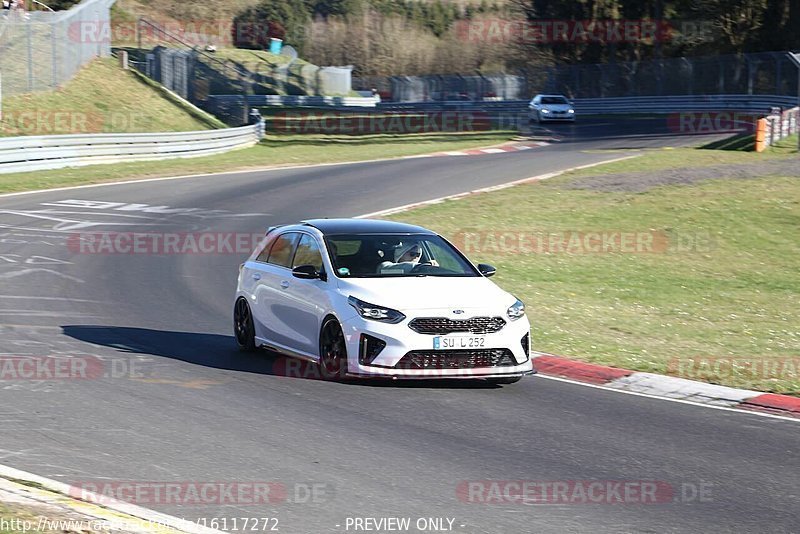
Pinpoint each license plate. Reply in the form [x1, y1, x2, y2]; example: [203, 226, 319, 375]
[433, 335, 486, 349]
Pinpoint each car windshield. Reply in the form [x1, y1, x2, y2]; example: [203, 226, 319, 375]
[324, 234, 478, 278]
[542, 96, 569, 104]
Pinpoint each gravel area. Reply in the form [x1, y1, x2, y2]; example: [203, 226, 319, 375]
[562, 158, 800, 192]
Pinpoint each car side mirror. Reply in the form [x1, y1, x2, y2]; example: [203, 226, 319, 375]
[477, 263, 496, 277]
[292, 264, 322, 280]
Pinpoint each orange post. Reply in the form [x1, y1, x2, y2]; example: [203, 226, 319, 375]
[755, 118, 767, 152]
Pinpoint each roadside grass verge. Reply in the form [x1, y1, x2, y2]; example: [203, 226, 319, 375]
[0, 59, 217, 137]
[386, 149, 800, 394]
[0, 131, 514, 194]
[561, 137, 798, 178]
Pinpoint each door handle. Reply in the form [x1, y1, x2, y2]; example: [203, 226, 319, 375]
[252, 273, 261, 281]
[280, 280, 290, 289]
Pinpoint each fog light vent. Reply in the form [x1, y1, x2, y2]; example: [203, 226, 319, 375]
[359, 334, 386, 365]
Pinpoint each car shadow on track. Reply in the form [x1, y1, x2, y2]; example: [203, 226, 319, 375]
[60, 325, 501, 389]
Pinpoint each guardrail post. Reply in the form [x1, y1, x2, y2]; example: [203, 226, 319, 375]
[787, 53, 800, 150]
[118, 50, 129, 70]
[769, 116, 777, 146]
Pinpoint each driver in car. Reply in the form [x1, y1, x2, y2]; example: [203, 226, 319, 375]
[378, 242, 436, 274]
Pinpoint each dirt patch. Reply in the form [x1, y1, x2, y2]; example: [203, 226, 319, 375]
[562, 158, 800, 193]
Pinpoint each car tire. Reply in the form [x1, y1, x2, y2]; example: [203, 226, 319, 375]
[233, 297, 257, 352]
[486, 376, 522, 385]
[319, 317, 348, 381]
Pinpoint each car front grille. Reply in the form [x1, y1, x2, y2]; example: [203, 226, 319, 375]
[408, 316, 506, 335]
[395, 349, 516, 369]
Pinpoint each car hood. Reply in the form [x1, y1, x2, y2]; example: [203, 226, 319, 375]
[541, 104, 572, 111]
[337, 276, 516, 311]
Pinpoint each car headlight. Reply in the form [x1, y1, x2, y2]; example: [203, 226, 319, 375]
[541, 109, 550, 113]
[348, 296, 406, 324]
[507, 298, 525, 320]
[568, 109, 575, 114]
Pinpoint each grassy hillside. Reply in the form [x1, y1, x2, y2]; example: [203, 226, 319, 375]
[1, 59, 224, 137]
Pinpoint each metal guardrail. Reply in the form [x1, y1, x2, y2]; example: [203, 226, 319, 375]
[572, 95, 799, 114]
[212, 93, 796, 114]
[0, 124, 262, 175]
[209, 95, 380, 108]
[373, 95, 798, 114]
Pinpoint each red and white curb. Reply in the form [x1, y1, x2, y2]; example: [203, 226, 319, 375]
[0, 464, 225, 534]
[431, 141, 549, 157]
[532, 353, 800, 420]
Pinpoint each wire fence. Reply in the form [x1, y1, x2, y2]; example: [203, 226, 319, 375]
[124, 18, 354, 125]
[0, 0, 115, 95]
[354, 52, 800, 103]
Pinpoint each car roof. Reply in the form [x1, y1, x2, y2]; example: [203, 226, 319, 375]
[301, 218, 435, 235]
[535, 94, 569, 98]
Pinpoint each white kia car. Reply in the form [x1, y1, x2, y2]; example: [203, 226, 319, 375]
[233, 219, 534, 383]
[528, 94, 576, 122]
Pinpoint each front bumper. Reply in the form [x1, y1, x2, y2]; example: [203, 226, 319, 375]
[340, 310, 533, 379]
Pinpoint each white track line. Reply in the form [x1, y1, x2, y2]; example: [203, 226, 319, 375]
[356, 155, 638, 219]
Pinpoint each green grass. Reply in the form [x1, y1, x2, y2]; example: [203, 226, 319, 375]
[0, 132, 513, 194]
[1, 59, 219, 136]
[212, 47, 295, 66]
[386, 149, 800, 394]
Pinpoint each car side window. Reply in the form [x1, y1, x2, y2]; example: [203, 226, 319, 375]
[255, 234, 277, 262]
[266, 232, 300, 268]
[292, 234, 324, 273]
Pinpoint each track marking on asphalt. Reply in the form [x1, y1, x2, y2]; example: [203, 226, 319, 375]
[0, 255, 72, 265]
[535, 375, 799, 423]
[0, 311, 99, 317]
[0, 295, 101, 303]
[0, 268, 85, 283]
[356, 155, 638, 218]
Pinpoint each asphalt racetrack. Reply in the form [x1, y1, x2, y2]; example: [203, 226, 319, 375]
[0, 119, 797, 534]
